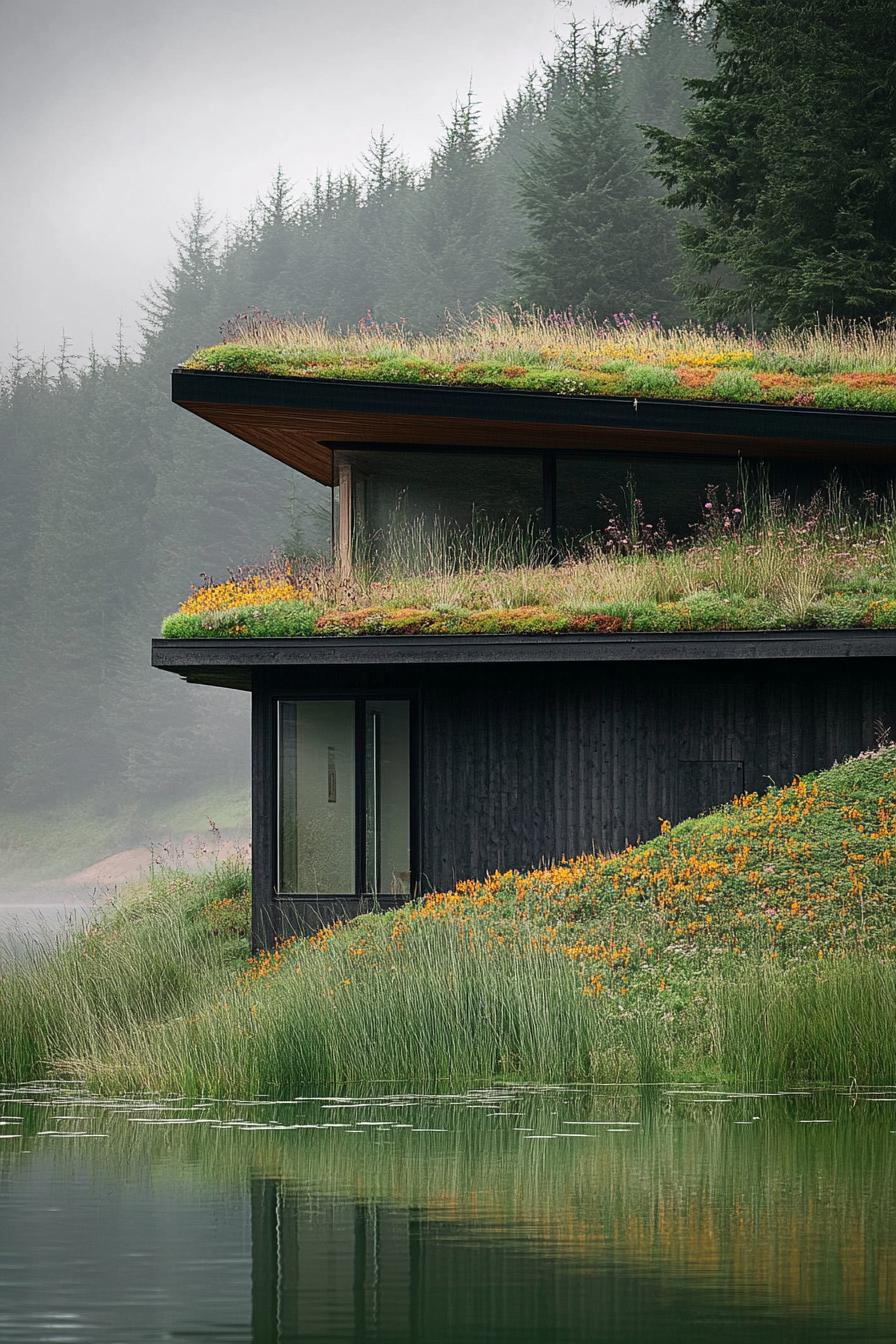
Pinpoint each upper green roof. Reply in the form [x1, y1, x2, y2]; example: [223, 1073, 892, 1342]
[181, 313, 896, 414]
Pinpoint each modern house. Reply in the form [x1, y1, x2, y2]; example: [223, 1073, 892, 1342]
[153, 366, 896, 947]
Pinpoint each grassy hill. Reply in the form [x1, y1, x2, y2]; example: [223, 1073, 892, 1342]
[2, 748, 895, 1094]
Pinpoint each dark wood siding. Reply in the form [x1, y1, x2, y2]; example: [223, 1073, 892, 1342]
[417, 663, 893, 889]
[253, 660, 896, 945]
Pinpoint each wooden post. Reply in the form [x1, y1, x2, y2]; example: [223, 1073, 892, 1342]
[337, 460, 353, 576]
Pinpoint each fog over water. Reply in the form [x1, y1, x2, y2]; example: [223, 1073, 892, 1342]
[1, 0, 636, 358]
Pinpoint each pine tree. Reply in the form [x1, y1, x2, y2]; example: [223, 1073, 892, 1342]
[513, 25, 683, 318]
[620, 0, 713, 140]
[646, 0, 896, 324]
[141, 198, 220, 353]
[403, 91, 503, 326]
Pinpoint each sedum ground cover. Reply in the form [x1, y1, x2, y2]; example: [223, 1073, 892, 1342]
[2, 749, 895, 1093]
[161, 501, 896, 638]
[182, 311, 896, 413]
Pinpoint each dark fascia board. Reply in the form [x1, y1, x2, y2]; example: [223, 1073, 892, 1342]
[152, 629, 896, 690]
[172, 368, 896, 450]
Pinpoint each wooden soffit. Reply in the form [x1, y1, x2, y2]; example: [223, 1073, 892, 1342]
[173, 371, 896, 487]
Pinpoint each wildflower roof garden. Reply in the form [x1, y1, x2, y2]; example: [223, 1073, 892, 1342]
[167, 314, 896, 645]
[159, 519, 896, 644]
[183, 311, 896, 411]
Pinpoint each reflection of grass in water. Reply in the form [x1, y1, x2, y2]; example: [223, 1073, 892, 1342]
[7, 1084, 896, 1321]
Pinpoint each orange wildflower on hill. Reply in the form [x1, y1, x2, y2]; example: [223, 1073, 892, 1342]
[233, 749, 896, 1006]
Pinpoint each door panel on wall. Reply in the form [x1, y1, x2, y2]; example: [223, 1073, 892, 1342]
[365, 700, 411, 897]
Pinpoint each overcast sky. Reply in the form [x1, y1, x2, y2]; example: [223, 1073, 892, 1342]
[0, 0, 641, 361]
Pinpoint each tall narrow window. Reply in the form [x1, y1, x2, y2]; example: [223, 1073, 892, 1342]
[278, 700, 356, 895]
[365, 700, 411, 896]
[277, 697, 412, 897]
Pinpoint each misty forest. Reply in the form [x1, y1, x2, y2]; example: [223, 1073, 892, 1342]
[2, 0, 892, 877]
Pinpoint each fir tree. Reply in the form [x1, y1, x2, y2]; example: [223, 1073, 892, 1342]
[141, 198, 220, 352]
[646, 0, 896, 324]
[513, 25, 683, 318]
[620, 0, 713, 140]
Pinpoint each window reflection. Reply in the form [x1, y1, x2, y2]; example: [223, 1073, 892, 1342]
[334, 449, 545, 571]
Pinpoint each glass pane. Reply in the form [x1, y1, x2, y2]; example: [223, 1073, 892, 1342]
[365, 700, 411, 897]
[278, 701, 356, 895]
[335, 449, 545, 571]
[556, 452, 741, 548]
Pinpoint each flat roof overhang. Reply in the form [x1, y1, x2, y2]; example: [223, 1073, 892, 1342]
[152, 630, 896, 691]
[172, 369, 896, 487]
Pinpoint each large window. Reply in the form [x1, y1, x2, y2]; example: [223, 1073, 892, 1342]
[330, 446, 888, 567]
[277, 697, 412, 898]
[334, 449, 545, 570]
[556, 451, 743, 546]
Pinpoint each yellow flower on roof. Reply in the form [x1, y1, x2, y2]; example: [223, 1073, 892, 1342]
[179, 575, 300, 615]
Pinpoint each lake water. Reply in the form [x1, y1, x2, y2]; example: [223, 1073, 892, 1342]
[0, 1082, 894, 1342]
[0, 903, 85, 947]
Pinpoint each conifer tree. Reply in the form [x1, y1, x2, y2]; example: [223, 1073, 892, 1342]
[645, 0, 896, 324]
[405, 92, 502, 326]
[141, 198, 220, 353]
[513, 25, 683, 318]
[620, 0, 713, 139]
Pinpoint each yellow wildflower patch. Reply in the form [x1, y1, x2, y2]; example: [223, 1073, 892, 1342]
[179, 576, 303, 616]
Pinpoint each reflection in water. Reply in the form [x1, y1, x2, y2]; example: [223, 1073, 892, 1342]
[1, 1084, 895, 1342]
[253, 1180, 731, 1342]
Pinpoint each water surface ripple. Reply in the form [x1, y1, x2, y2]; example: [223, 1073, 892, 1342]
[0, 1082, 894, 1342]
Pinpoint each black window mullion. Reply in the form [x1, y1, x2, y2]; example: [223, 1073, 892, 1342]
[355, 696, 366, 897]
[410, 692, 421, 899]
[543, 451, 558, 560]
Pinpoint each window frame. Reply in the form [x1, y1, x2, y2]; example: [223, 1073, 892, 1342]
[274, 691, 419, 901]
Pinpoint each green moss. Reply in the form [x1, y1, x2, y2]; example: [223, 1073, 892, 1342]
[619, 365, 685, 398]
[160, 592, 896, 639]
[161, 600, 318, 639]
[813, 383, 896, 412]
[711, 368, 763, 402]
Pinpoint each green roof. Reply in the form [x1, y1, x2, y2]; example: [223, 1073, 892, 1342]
[181, 314, 896, 414]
